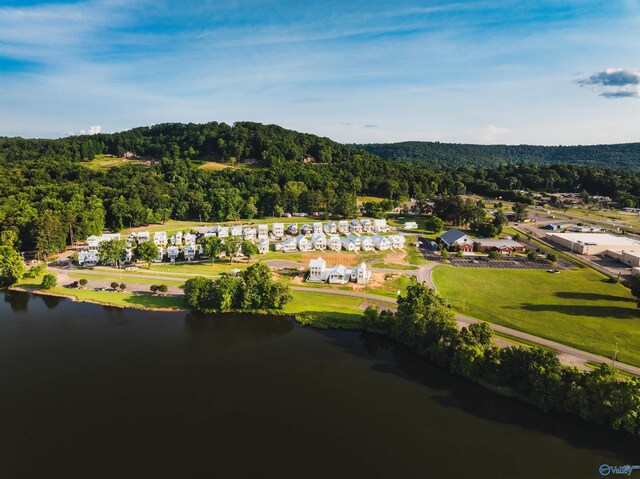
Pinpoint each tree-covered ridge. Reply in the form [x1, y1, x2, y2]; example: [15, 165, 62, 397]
[359, 141, 640, 171]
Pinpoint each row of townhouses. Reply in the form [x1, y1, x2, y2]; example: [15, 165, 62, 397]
[307, 257, 372, 285]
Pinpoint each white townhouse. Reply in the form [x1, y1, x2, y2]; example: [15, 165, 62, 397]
[87, 233, 122, 251]
[350, 262, 371, 284]
[286, 224, 298, 236]
[231, 226, 243, 237]
[372, 234, 392, 251]
[258, 238, 269, 254]
[217, 226, 229, 238]
[78, 250, 100, 266]
[360, 219, 373, 234]
[346, 233, 362, 249]
[276, 237, 297, 253]
[349, 219, 363, 233]
[341, 237, 358, 252]
[243, 227, 257, 241]
[258, 224, 269, 239]
[388, 234, 406, 249]
[124, 248, 133, 264]
[373, 219, 389, 233]
[323, 221, 337, 234]
[272, 223, 285, 238]
[300, 224, 314, 237]
[338, 220, 350, 235]
[328, 235, 342, 252]
[306, 257, 371, 285]
[171, 231, 183, 245]
[360, 236, 375, 251]
[296, 235, 313, 252]
[154, 231, 167, 247]
[313, 222, 323, 234]
[167, 245, 180, 262]
[312, 232, 327, 250]
[183, 233, 197, 246]
[403, 221, 418, 230]
[184, 244, 197, 261]
[137, 232, 151, 243]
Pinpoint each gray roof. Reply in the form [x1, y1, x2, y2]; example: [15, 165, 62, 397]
[440, 228, 472, 246]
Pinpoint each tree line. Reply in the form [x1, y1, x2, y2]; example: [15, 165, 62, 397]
[363, 282, 640, 438]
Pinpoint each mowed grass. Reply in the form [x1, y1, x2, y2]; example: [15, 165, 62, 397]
[81, 155, 145, 170]
[433, 265, 640, 367]
[68, 272, 185, 287]
[197, 161, 231, 171]
[284, 291, 366, 328]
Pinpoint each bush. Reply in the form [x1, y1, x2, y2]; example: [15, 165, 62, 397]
[527, 251, 539, 261]
[41, 273, 57, 289]
[150, 285, 159, 294]
[488, 250, 500, 260]
[119, 283, 126, 292]
[547, 252, 558, 263]
[158, 284, 168, 293]
[79, 278, 88, 287]
[110, 281, 119, 290]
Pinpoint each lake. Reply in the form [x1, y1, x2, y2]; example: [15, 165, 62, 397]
[0, 290, 637, 479]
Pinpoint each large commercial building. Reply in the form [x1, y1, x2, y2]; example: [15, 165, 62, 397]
[546, 233, 640, 255]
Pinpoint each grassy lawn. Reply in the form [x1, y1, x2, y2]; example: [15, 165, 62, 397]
[357, 195, 385, 203]
[433, 265, 640, 367]
[68, 272, 185, 287]
[196, 161, 231, 171]
[370, 262, 418, 270]
[284, 291, 366, 329]
[81, 154, 145, 171]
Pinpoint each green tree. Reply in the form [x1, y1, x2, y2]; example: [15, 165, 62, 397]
[200, 236, 223, 263]
[424, 216, 444, 233]
[0, 246, 26, 286]
[184, 276, 213, 311]
[79, 278, 88, 288]
[224, 235, 241, 263]
[99, 239, 128, 268]
[110, 281, 119, 290]
[210, 275, 241, 311]
[513, 202, 527, 222]
[136, 241, 159, 268]
[240, 262, 292, 310]
[241, 240, 258, 260]
[158, 284, 168, 294]
[547, 252, 558, 263]
[41, 273, 57, 289]
[35, 210, 67, 257]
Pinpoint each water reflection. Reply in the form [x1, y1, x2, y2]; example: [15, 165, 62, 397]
[40, 294, 63, 309]
[3, 289, 29, 312]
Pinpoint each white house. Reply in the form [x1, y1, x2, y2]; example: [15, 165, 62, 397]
[124, 248, 133, 264]
[184, 244, 197, 261]
[183, 233, 197, 246]
[313, 222, 323, 234]
[360, 219, 373, 233]
[258, 224, 269, 239]
[403, 221, 418, 229]
[361, 236, 374, 251]
[350, 262, 371, 284]
[272, 223, 285, 238]
[373, 219, 388, 233]
[341, 237, 358, 252]
[338, 220, 350, 235]
[323, 221, 337, 234]
[231, 226, 243, 237]
[296, 234, 313, 252]
[307, 257, 327, 282]
[154, 246, 165, 263]
[243, 227, 257, 241]
[154, 231, 167, 247]
[347, 233, 362, 249]
[258, 238, 269, 254]
[328, 235, 342, 251]
[217, 227, 229, 238]
[286, 224, 298, 236]
[372, 234, 392, 250]
[137, 232, 151, 243]
[172, 231, 183, 245]
[87, 235, 102, 251]
[349, 219, 363, 233]
[312, 232, 327, 250]
[276, 237, 297, 253]
[388, 234, 406, 249]
[300, 224, 314, 237]
[78, 250, 99, 266]
[167, 245, 180, 262]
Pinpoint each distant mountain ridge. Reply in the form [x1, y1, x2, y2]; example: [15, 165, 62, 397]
[357, 141, 640, 171]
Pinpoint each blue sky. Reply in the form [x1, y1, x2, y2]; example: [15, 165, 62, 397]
[0, 0, 638, 144]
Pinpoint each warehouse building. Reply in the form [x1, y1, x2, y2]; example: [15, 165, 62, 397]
[546, 233, 640, 255]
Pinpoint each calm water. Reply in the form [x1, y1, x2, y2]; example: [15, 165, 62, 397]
[0, 291, 638, 479]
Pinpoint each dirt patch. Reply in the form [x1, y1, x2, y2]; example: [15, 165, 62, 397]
[383, 249, 407, 265]
[300, 252, 361, 266]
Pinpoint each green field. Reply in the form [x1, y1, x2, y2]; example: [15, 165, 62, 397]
[69, 272, 185, 287]
[284, 291, 367, 328]
[81, 154, 145, 170]
[433, 265, 640, 367]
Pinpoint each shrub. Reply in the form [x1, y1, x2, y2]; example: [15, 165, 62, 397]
[488, 250, 500, 260]
[158, 284, 168, 294]
[41, 273, 57, 289]
[119, 283, 126, 292]
[79, 278, 88, 287]
[110, 281, 119, 290]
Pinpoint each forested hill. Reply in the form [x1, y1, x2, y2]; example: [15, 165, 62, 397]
[358, 141, 640, 171]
